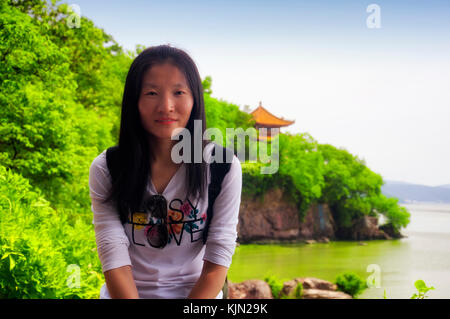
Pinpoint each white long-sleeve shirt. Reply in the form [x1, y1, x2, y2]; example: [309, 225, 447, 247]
[89, 142, 242, 299]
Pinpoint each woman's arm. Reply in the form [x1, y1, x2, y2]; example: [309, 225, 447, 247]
[187, 260, 228, 299]
[188, 154, 242, 299]
[104, 265, 139, 299]
[89, 153, 137, 298]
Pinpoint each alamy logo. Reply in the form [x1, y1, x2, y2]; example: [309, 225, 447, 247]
[66, 264, 81, 289]
[170, 120, 279, 174]
[67, 4, 81, 29]
[366, 264, 381, 288]
[366, 4, 381, 29]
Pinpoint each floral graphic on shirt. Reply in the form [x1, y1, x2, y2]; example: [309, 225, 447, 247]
[180, 201, 192, 217]
[168, 209, 183, 223]
[167, 209, 183, 235]
[130, 197, 207, 247]
[132, 212, 147, 230]
[183, 209, 206, 236]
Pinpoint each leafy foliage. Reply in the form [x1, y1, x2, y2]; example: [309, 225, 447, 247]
[335, 272, 367, 298]
[410, 280, 435, 299]
[0, 165, 102, 298]
[319, 143, 410, 233]
[0, 1, 118, 220]
[0, 0, 122, 298]
[293, 282, 303, 298]
[240, 132, 325, 221]
[204, 91, 255, 147]
[371, 194, 410, 232]
[264, 274, 284, 299]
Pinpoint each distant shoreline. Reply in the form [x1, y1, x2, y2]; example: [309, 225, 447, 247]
[401, 202, 450, 213]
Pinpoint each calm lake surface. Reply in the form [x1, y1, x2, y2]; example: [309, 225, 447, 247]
[228, 203, 450, 299]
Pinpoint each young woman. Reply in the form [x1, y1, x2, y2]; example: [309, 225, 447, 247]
[88, 45, 242, 299]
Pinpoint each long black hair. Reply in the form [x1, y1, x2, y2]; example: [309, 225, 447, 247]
[103, 44, 209, 224]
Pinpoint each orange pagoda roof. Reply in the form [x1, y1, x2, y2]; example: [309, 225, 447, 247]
[250, 102, 295, 127]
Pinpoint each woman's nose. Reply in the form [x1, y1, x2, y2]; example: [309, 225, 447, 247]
[157, 93, 175, 112]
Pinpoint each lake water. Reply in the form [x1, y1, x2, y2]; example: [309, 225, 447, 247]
[228, 203, 450, 299]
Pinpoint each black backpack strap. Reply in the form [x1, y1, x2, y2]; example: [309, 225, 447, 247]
[202, 144, 234, 245]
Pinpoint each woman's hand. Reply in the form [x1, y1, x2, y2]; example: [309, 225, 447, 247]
[187, 260, 228, 299]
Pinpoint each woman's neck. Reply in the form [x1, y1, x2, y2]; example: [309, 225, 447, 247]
[148, 136, 178, 166]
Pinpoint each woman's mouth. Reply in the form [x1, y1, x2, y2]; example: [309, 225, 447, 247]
[156, 118, 177, 125]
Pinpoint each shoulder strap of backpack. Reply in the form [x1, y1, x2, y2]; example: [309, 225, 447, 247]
[202, 143, 234, 245]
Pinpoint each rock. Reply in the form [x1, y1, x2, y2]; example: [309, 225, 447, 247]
[228, 277, 352, 299]
[302, 289, 352, 299]
[379, 223, 404, 239]
[337, 216, 392, 240]
[299, 203, 336, 240]
[281, 277, 337, 297]
[317, 237, 330, 243]
[238, 189, 300, 242]
[304, 239, 316, 244]
[281, 278, 302, 297]
[298, 277, 337, 291]
[238, 189, 338, 243]
[228, 280, 273, 299]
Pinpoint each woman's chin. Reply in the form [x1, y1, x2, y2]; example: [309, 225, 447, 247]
[148, 131, 177, 141]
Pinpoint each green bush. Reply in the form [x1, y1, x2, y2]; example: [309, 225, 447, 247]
[264, 274, 284, 299]
[0, 165, 103, 298]
[335, 272, 367, 298]
[294, 282, 303, 298]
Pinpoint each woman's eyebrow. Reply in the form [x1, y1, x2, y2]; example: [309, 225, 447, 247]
[142, 83, 187, 88]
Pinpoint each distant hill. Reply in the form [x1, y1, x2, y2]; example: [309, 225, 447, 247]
[382, 180, 450, 203]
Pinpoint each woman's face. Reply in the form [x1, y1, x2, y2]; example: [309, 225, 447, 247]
[138, 62, 194, 140]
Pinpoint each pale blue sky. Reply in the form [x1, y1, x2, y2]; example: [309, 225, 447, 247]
[65, 0, 450, 186]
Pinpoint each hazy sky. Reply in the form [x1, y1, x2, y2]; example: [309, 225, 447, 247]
[66, 0, 450, 186]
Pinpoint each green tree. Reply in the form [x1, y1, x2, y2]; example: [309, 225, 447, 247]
[202, 75, 213, 95]
[318, 143, 409, 234]
[278, 133, 324, 217]
[0, 1, 129, 219]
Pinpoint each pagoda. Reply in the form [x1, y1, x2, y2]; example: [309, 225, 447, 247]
[249, 101, 295, 140]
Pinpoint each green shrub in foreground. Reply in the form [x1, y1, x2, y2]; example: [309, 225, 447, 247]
[335, 272, 367, 298]
[264, 274, 284, 299]
[294, 282, 303, 298]
[0, 166, 103, 298]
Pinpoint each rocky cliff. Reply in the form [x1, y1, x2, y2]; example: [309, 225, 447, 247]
[238, 187, 397, 243]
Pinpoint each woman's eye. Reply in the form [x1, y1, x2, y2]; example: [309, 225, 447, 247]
[145, 92, 156, 96]
[175, 91, 184, 95]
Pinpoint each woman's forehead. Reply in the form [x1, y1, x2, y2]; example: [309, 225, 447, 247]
[142, 82, 187, 89]
[142, 64, 189, 88]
